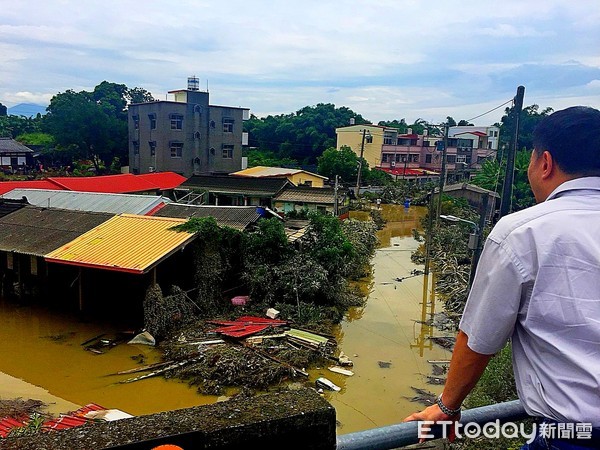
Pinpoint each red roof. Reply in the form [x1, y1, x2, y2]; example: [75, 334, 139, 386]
[0, 180, 64, 195]
[378, 167, 439, 177]
[455, 131, 487, 137]
[47, 174, 160, 194]
[137, 172, 187, 190]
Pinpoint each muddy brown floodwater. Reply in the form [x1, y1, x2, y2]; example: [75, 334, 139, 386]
[0, 204, 452, 435]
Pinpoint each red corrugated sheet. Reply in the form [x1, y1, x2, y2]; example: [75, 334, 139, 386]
[0, 416, 28, 438]
[209, 316, 288, 338]
[0, 403, 108, 437]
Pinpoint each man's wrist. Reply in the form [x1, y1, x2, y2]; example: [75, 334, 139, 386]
[436, 394, 462, 416]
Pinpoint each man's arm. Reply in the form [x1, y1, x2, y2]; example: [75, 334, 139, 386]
[403, 330, 493, 423]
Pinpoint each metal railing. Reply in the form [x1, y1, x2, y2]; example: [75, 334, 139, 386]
[336, 400, 528, 450]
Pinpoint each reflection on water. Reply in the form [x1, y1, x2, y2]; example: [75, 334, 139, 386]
[321, 205, 452, 434]
[0, 204, 452, 435]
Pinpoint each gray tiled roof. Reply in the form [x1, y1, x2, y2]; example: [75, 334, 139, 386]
[154, 204, 275, 231]
[0, 137, 34, 154]
[182, 175, 290, 197]
[0, 206, 113, 256]
[442, 183, 500, 197]
[274, 186, 336, 204]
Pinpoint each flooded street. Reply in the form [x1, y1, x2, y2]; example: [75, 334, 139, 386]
[0, 204, 452, 435]
[317, 205, 452, 433]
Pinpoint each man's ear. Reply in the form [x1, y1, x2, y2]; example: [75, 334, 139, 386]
[540, 151, 554, 180]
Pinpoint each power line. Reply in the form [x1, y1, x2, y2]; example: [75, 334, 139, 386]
[465, 98, 514, 123]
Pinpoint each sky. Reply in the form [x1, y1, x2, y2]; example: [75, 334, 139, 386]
[1, 0, 600, 126]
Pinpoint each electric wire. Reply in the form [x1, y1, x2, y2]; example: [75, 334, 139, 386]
[464, 98, 514, 123]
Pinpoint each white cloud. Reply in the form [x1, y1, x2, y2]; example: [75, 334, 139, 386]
[1, 0, 599, 125]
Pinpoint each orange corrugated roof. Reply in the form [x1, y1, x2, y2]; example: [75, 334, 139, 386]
[45, 214, 195, 274]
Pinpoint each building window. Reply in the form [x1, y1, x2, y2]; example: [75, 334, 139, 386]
[148, 114, 157, 130]
[133, 115, 139, 129]
[222, 144, 234, 159]
[170, 114, 184, 130]
[133, 141, 140, 155]
[426, 154, 432, 163]
[170, 142, 183, 158]
[210, 120, 216, 129]
[223, 118, 234, 133]
[447, 155, 456, 163]
[382, 154, 389, 163]
[149, 141, 156, 156]
[411, 154, 419, 162]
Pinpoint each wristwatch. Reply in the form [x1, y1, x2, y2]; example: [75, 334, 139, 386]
[436, 394, 461, 416]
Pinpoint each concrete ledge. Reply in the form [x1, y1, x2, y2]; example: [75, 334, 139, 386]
[1, 388, 336, 450]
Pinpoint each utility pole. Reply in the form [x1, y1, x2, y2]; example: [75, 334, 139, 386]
[468, 194, 489, 289]
[499, 85, 525, 219]
[334, 174, 339, 216]
[355, 129, 368, 197]
[435, 123, 449, 221]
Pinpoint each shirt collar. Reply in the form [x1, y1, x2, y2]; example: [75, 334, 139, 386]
[546, 176, 600, 201]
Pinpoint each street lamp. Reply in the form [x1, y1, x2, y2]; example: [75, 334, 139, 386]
[439, 215, 479, 250]
[440, 214, 482, 289]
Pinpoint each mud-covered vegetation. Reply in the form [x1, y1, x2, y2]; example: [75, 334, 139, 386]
[139, 211, 380, 395]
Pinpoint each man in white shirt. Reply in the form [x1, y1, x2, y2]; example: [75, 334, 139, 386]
[403, 106, 600, 449]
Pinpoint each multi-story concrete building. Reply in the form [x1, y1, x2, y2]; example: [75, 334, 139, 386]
[335, 124, 500, 182]
[128, 77, 250, 177]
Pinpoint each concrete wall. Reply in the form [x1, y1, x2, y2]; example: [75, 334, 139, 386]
[4, 388, 336, 450]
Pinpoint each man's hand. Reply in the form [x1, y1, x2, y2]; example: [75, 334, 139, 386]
[403, 404, 460, 443]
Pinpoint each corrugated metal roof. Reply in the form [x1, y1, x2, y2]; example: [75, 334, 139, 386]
[47, 174, 160, 193]
[182, 175, 290, 197]
[274, 186, 336, 204]
[442, 183, 501, 197]
[136, 172, 187, 190]
[0, 206, 113, 256]
[231, 166, 327, 180]
[3, 189, 171, 215]
[154, 204, 264, 231]
[0, 180, 64, 195]
[46, 214, 196, 274]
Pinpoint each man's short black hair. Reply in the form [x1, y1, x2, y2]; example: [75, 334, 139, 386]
[532, 106, 600, 175]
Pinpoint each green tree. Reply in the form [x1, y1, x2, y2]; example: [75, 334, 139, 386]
[42, 81, 154, 172]
[0, 115, 43, 138]
[245, 104, 369, 165]
[246, 149, 299, 168]
[471, 149, 535, 212]
[317, 145, 359, 181]
[499, 104, 553, 154]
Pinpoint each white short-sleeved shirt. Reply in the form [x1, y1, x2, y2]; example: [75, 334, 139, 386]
[460, 177, 600, 426]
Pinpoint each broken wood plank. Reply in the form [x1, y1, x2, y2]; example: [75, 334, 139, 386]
[119, 357, 203, 384]
[328, 366, 354, 376]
